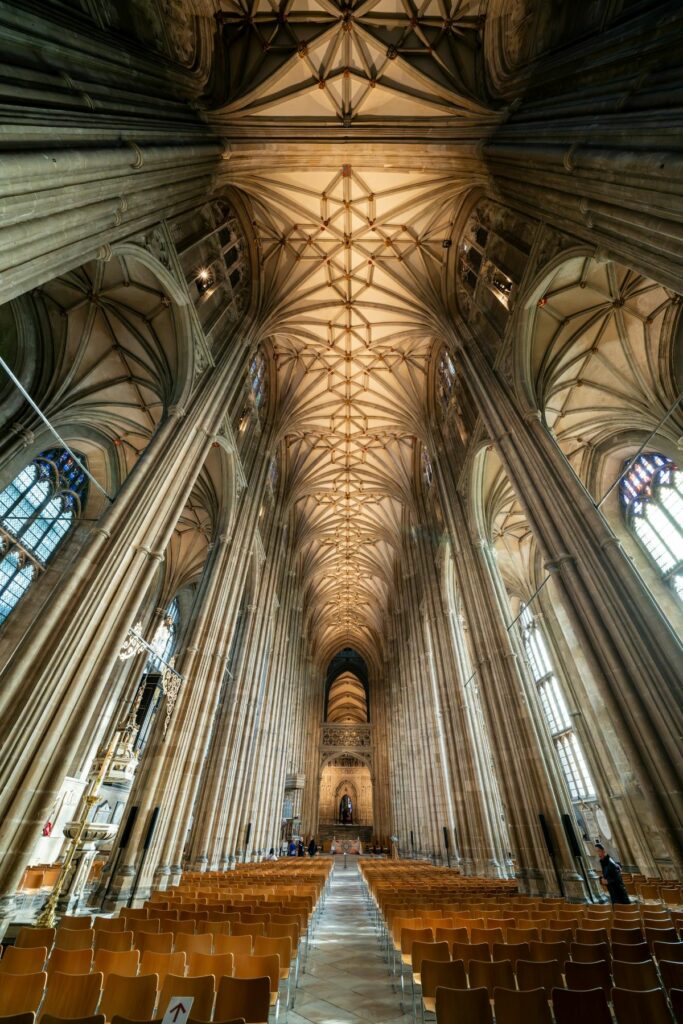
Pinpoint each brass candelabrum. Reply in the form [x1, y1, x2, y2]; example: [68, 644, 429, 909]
[35, 731, 120, 928]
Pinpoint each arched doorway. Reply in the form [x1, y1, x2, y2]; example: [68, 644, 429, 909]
[339, 792, 353, 824]
[319, 756, 372, 827]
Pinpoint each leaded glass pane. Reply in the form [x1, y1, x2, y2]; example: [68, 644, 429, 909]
[555, 732, 596, 801]
[0, 552, 35, 624]
[620, 453, 682, 599]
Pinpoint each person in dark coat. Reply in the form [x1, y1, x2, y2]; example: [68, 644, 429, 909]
[596, 842, 631, 904]
[297, 839, 305, 857]
[308, 837, 317, 857]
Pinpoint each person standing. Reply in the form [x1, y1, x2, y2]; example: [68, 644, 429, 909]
[596, 842, 631, 904]
[297, 839, 305, 857]
[308, 836, 317, 857]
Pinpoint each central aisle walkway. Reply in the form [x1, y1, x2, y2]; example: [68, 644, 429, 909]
[289, 861, 411, 1024]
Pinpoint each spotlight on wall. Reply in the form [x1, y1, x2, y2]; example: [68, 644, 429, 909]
[196, 267, 215, 295]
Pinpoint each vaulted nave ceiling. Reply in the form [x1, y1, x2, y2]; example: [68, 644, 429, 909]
[216, 0, 496, 664]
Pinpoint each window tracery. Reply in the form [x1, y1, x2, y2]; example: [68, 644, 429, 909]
[0, 449, 88, 624]
[520, 605, 596, 802]
[437, 350, 456, 413]
[458, 215, 514, 309]
[619, 453, 683, 599]
[421, 446, 434, 489]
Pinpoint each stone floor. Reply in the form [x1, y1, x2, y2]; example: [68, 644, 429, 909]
[288, 861, 412, 1024]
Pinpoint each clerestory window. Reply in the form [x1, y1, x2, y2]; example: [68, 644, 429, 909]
[0, 449, 88, 624]
[620, 453, 682, 600]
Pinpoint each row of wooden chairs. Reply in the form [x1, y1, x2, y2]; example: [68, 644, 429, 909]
[0, 968, 277, 1024]
[432, 982, 683, 1024]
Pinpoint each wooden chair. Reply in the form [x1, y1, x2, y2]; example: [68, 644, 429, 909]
[214, 936, 253, 957]
[434, 985, 492, 1024]
[58, 917, 93, 932]
[575, 928, 608, 946]
[552, 987, 612, 1024]
[233, 953, 280, 1018]
[612, 986, 674, 1024]
[174, 934, 212, 957]
[493, 987, 552, 1024]
[433, 928, 467, 946]
[516, 959, 563, 998]
[0, 972, 47, 1015]
[93, 918, 126, 933]
[94, 932, 133, 953]
[136, 933, 173, 956]
[253, 936, 293, 1007]
[197, 921, 231, 938]
[53, 930, 94, 952]
[15, 930, 55, 952]
[645, 927, 678, 951]
[491, 942, 530, 968]
[129, 921, 160, 938]
[570, 941, 610, 965]
[659, 959, 683, 993]
[611, 927, 644, 945]
[214, 976, 270, 1024]
[420, 960, 466, 1018]
[451, 942, 490, 972]
[139, 951, 186, 987]
[564, 959, 611, 994]
[507, 927, 540, 944]
[0, 947, 47, 974]
[41, 1015, 104, 1024]
[40, 971, 103, 1021]
[612, 958, 659, 990]
[110, 1017, 162, 1024]
[541, 927, 572, 944]
[92, 949, 140, 982]
[653, 941, 683, 963]
[158, 974, 214, 1024]
[119, 910, 147, 922]
[46, 949, 93, 977]
[612, 941, 650, 963]
[470, 928, 503, 952]
[100, 973, 158, 1023]
[528, 940, 569, 964]
[670, 988, 683, 1022]
[186, 952, 234, 986]
[468, 959, 515, 998]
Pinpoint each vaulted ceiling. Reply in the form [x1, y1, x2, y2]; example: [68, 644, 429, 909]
[215, 0, 496, 664]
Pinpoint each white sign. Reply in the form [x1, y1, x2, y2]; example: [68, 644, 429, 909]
[161, 997, 194, 1024]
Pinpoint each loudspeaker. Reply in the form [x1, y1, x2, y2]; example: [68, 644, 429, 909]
[142, 806, 160, 851]
[410, 830, 414, 848]
[245, 821, 252, 847]
[562, 813, 583, 858]
[443, 826, 450, 849]
[538, 813, 555, 857]
[118, 805, 138, 849]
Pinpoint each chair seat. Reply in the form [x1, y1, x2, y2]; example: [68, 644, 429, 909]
[269, 993, 278, 1007]
[422, 997, 435, 1014]
[413, 973, 421, 987]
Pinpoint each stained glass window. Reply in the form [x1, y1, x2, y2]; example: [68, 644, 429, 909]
[422, 446, 433, 488]
[458, 216, 514, 308]
[0, 449, 88, 624]
[146, 597, 180, 671]
[620, 453, 682, 599]
[250, 350, 268, 412]
[437, 350, 455, 413]
[520, 605, 596, 801]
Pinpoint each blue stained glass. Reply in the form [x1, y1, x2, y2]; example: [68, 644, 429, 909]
[0, 448, 88, 625]
[620, 453, 682, 599]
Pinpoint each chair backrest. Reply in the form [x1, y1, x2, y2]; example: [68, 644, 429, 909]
[94, 930, 133, 952]
[0, 971, 47, 1015]
[214, 935, 253, 957]
[120, 909, 148, 921]
[93, 948, 140, 981]
[265, 922, 299, 949]
[233, 953, 280, 994]
[470, 928, 504, 951]
[612, 986, 674, 1024]
[434, 927, 468, 945]
[158, 974, 215, 1024]
[197, 921, 231, 937]
[529, 939, 569, 964]
[186, 952, 234, 985]
[175, 933, 213, 956]
[434, 985, 493, 1024]
[230, 923, 264, 939]
[468, 959, 515, 997]
[659, 959, 683, 993]
[410, 941, 449, 974]
[575, 928, 608, 946]
[54, 929, 94, 951]
[493, 986, 552, 1024]
[16, 929, 55, 951]
[645, 927, 679, 950]
[129, 920, 161, 936]
[58, 917, 93, 931]
[253, 936, 292, 971]
[491, 942, 530, 968]
[541, 927, 573, 944]
[671, 988, 683, 1022]
[612, 942, 650, 963]
[40, 971, 103, 1020]
[611, 928, 644, 945]
[451, 942, 490, 970]
[215, 976, 270, 1024]
[552, 987, 612, 1024]
[93, 918, 126, 933]
[516, 959, 563, 997]
[0, 1013, 36, 1024]
[612, 958, 659, 991]
[564, 959, 611, 994]
[507, 926, 540, 944]
[41, 1015, 104, 1024]
[0, 946, 48, 974]
[46, 948, 93, 977]
[653, 941, 683, 963]
[139, 951, 186, 987]
[100, 972, 158, 1023]
[137, 932, 174, 955]
[570, 941, 610, 964]
[420, 959, 467, 997]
